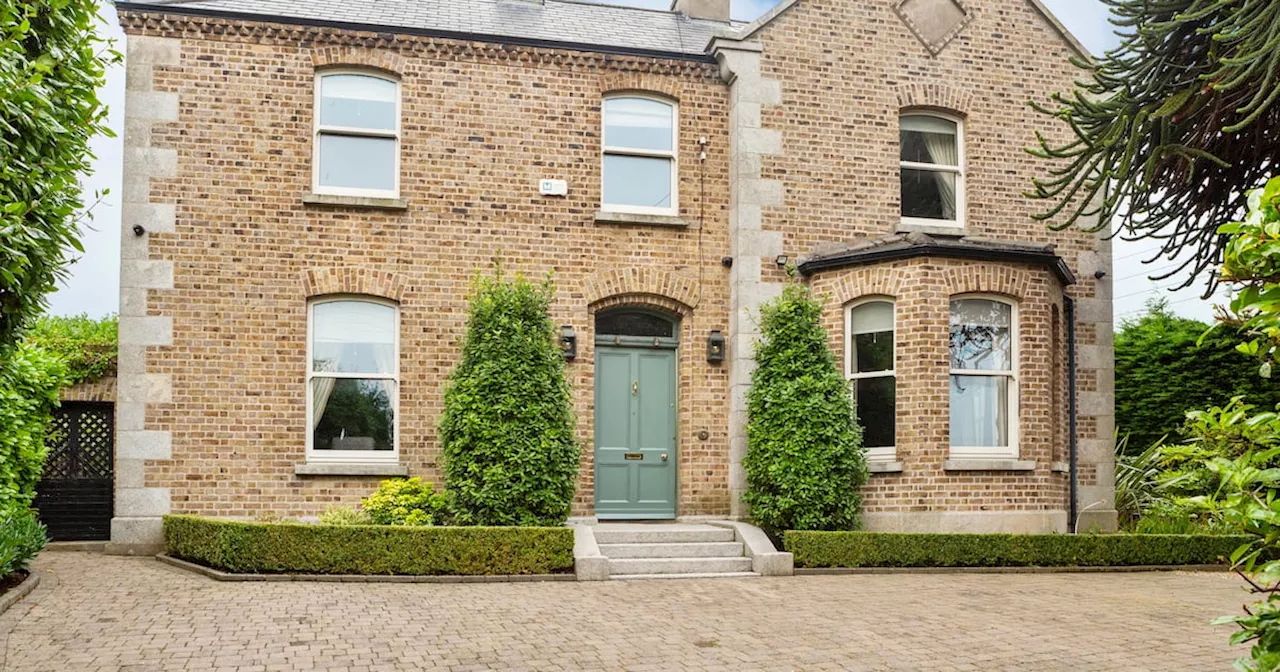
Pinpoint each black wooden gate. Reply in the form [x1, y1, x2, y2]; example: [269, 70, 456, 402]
[34, 402, 114, 541]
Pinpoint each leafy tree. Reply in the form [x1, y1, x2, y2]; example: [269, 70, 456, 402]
[743, 284, 868, 535]
[0, 1, 119, 351]
[0, 342, 67, 510]
[438, 269, 578, 527]
[1030, 0, 1280, 288]
[1116, 299, 1280, 451]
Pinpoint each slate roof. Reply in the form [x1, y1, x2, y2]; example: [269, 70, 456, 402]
[120, 0, 739, 58]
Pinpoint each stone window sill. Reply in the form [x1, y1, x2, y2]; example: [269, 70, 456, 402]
[294, 463, 409, 477]
[593, 210, 692, 228]
[303, 193, 409, 211]
[944, 459, 1037, 472]
[868, 461, 904, 474]
[896, 221, 967, 238]
[1050, 461, 1070, 473]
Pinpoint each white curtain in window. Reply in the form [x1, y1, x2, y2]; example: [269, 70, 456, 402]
[903, 115, 959, 220]
[310, 361, 337, 431]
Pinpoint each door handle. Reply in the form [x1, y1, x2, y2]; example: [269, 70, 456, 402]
[632, 380, 638, 396]
[661, 453, 668, 461]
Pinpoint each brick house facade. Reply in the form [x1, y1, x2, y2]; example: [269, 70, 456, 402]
[109, 0, 1115, 553]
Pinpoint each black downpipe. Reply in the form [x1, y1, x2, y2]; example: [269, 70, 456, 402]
[1066, 296, 1079, 533]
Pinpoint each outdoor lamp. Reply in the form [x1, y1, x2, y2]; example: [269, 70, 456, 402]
[560, 325, 577, 361]
[707, 330, 726, 363]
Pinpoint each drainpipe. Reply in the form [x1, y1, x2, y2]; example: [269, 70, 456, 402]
[1065, 295, 1079, 533]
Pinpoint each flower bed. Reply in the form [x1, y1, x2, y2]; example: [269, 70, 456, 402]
[163, 515, 574, 576]
[784, 531, 1250, 569]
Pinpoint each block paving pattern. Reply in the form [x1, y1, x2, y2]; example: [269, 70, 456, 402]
[0, 553, 1249, 671]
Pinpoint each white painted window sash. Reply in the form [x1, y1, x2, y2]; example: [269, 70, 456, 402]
[312, 70, 402, 200]
[600, 93, 678, 216]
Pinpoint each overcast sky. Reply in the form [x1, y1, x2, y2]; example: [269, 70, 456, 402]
[53, 0, 1218, 324]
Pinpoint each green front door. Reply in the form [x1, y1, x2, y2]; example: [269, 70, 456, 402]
[594, 346, 677, 519]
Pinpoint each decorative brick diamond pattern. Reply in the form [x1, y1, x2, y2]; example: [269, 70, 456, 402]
[894, 0, 972, 56]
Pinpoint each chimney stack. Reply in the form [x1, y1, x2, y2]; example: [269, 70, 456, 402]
[670, 0, 730, 22]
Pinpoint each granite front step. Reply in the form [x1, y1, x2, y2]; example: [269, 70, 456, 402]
[607, 557, 753, 575]
[593, 525, 735, 545]
[610, 572, 759, 580]
[598, 541, 745, 559]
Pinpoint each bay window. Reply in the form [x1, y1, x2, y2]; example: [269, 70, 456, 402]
[847, 299, 896, 461]
[949, 296, 1018, 457]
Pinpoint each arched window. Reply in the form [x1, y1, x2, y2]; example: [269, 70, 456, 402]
[307, 297, 399, 462]
[846, 299, 896, 461]
[601, 95, 677, 215]
[949, 295, 1018, 457]
[900, 112, 964, 227]
[314, 72, 401, 198]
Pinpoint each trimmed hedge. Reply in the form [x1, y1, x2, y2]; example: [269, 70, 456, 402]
[163, 515, 574, 576]
[784, 531, 1252, 568]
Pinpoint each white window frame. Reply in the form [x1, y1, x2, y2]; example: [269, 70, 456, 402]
[900, 111, 965, 229]
[948, 294, 1019, 458]
[600, 93, 679, 216]
[845, 297, 897, 462]
[305, 295, 401, 464]
[313, 70, 402, 199]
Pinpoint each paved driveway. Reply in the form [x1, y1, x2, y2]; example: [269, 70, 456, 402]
[0, 552, 1251, 671]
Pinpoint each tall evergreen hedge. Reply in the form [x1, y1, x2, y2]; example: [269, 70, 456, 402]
[743, 284, 868, 534]
[439, 270, 578, 526]
[1116, 299, 1280, 452]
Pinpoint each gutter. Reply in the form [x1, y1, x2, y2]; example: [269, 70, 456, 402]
[1065, 295, 1078, 533]
[113, 2, 720, 65]
[797, 241, 1077, 286]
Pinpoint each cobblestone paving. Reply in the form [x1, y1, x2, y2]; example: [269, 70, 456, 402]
[0, 553, 1251, 671]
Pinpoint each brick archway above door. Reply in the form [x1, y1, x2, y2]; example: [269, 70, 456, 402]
[584, 268, 698, 314]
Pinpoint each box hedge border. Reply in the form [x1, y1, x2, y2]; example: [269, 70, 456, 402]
[163, 515, 574, 576]
[784, 531, 1251, 569]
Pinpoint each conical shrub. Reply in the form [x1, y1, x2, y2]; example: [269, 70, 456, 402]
[743, 284, 868, 534]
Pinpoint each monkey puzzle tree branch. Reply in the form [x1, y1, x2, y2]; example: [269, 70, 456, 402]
[1029, 0, 1280, 294]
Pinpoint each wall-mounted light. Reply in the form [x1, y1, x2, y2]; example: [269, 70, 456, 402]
[775, 255, 789, 267]
[132, 224, 146, 237]
[707, 329, 726, 364]
[560, 325, 577, 361]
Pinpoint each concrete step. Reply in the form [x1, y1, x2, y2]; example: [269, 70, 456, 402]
[611, 572, 760, 581]
[594, 525, 735, 545]
[599, 541, 745, 559]
[607, 557, 753, 575]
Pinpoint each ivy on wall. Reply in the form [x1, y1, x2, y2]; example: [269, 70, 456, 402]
[23, 314, 117, 385]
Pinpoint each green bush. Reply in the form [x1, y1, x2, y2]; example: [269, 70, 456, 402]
[317, 505, 371, 526]
[1116, 299, 1280, 453]
[361, 478, 450, 526]
[0, 505, 48, 577]
[439, 269, 578, 526]
[743, 284, 867, 535]
[23, 314, 117, 384]
[163, 515, 574, 575]
[784, 531, 1249, 568]
[0, 343, 68, 509]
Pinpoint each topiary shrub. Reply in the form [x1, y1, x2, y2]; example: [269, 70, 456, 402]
[439, 269, 578, 526]
[0, 505, 48, 578]
[0, 343, 67, 510]
[744, 284, 868, 535]
[163, 515, 574, 576]
[361, 478, 450, 526]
